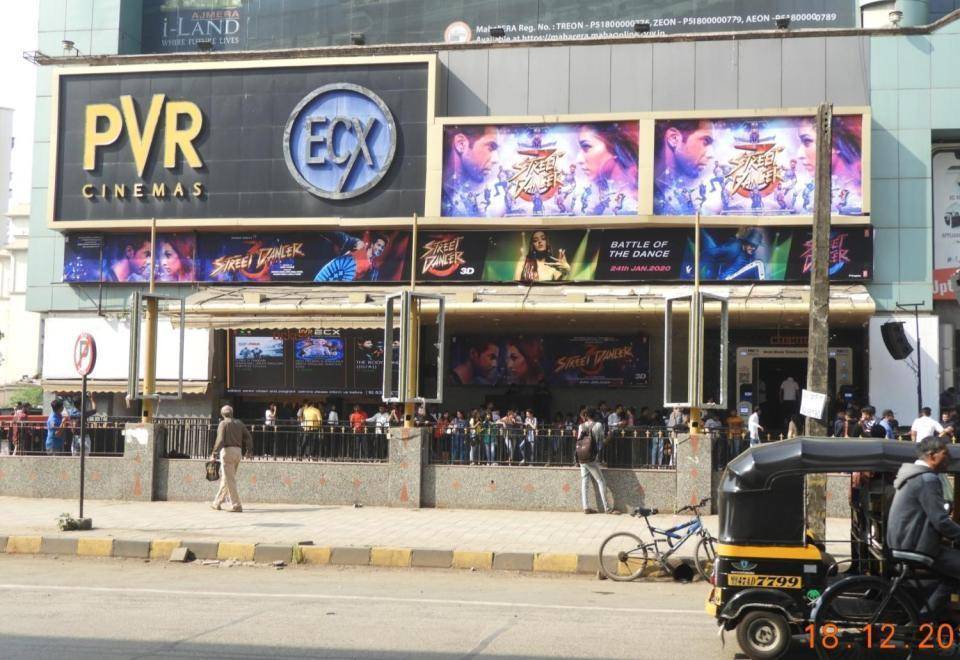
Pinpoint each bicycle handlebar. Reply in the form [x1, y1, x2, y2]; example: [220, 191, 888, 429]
[675, 497, 711, 515]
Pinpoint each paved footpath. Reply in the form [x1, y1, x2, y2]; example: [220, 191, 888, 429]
[0, 497, 850, 574]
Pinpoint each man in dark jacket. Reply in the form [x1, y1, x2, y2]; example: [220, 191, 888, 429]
[886, 436, 960, 617]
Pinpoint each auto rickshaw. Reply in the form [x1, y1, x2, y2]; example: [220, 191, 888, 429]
[706, 436, 960, 659]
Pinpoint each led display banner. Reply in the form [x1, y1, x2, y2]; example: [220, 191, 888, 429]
[417, 227, 873, 283]
[63, 231, 411, 284]
[448, 335, 651, 388]
[51, 59, 431, 224]
[653, 115, 864, 217]
[141, 1, 855, 53]
[228, 329, 387, 395]
[441, 122, 640, 218]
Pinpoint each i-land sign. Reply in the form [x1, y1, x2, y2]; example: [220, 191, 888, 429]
[283, 84, 397, 200]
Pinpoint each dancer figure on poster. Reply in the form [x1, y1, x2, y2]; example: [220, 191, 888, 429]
[516, 231, 570, 283]
[698, 228, 767, 281]
[313, 232, 389, 282]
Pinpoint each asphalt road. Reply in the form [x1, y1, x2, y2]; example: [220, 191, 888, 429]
[0, 555, 812, 660]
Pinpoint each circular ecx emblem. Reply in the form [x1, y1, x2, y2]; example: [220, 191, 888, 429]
[283, 83, 397, 200]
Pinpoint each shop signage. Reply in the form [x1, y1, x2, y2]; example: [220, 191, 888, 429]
[933, 150, 960, 300]
[50, 59, 431, 224]
[284, 84, 397, 200]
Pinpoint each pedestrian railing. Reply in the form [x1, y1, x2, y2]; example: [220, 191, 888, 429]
[155, 419, 389, 463]
[0, 419, 126, 457]
[425, 425, 678, 469]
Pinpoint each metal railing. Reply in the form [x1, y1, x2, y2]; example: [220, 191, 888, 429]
[155, 419, 389, 463]
[0, 419, 126, 457]
[426, 425, 678, 469]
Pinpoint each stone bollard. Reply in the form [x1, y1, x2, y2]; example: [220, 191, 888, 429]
[387, 426, 428, 508]
[674, 432, 713, 510]
[123, 423, 157, 501]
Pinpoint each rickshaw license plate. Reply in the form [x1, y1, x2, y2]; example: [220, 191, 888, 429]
[726, 574, 802, 588]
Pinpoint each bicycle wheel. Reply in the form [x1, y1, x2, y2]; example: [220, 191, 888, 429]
[598, 531, 652, 581]
[812, 575, 919, 660]
[693, 535, 716, 581]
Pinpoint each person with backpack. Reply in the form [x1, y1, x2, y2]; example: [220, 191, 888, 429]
[576, 409, 619, 515]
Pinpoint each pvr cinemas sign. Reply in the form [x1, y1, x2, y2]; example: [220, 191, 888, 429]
[81, 94, 205, 201]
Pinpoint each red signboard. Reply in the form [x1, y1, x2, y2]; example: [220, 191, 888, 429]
[74, 333, 97, 377]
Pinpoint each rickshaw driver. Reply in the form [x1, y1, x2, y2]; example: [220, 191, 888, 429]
[887, 436, 960, 619]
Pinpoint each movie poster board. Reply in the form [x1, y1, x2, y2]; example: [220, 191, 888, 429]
[448, 335, 651, 388]
[653, 115, 863, 217]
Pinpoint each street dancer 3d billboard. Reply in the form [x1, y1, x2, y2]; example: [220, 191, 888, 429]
[653, 114, 863, 217]
[441, 121, 640, 218]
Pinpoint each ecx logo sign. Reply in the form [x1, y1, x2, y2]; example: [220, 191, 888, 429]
[283, 83, 397, 200]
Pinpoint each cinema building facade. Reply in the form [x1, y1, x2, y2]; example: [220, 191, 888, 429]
[24, 2, 960, 434]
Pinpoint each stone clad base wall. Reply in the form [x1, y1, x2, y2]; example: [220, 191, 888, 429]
[0, 456, 127, 499]
[423, 465, 676, 512]
[157, 458, 392, 506]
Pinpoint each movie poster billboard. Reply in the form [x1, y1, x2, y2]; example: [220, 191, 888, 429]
[933, 150, 960, 300]
[228, 329, 387, 395]
[448, 334, 650, 388]
[199, 231, 410, 283]
[418, 227, 872, 284]
[653, 114, 863, 217]
[232, 333, 286, 392]
[440, 121, 640, 218]
[62, 232, 198, 283]
[548, 336, 650, 388]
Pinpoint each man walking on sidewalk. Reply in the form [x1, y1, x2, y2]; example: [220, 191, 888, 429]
[577, 409, 619, 515]
[211, 405, 253, 513]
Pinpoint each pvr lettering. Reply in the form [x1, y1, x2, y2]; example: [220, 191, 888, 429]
[81, 93, 205, 201]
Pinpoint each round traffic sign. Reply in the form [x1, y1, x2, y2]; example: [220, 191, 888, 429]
[74, 333, 97, 377]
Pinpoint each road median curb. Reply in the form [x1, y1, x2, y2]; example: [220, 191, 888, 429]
[0, 534, 643, 577]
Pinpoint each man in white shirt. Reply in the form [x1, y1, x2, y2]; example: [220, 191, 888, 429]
[748, 406, 764, 447]
[780, 376, 801, 415]
[327, 406, 339, 425]
[911, 407, 944, 442]
[372, 405, 390, 434]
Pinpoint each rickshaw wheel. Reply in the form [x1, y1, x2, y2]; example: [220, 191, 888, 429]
[812, 575, 919, 660]
[597, 531, 651, 581]
[736, 610, 791, 659]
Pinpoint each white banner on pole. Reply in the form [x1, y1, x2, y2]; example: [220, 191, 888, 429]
[800, 389, 828, 420]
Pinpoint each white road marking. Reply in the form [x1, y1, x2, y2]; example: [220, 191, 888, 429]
[0, 583, 705, 615]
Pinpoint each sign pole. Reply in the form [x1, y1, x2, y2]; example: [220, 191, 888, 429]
[143, 218, 158, 422]
[73, 332, 97, 526]
[805, 102, 833, 541]
[79, 373, 88, 519]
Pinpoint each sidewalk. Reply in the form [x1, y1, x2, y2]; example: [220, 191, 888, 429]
[0, 497, 851, 573]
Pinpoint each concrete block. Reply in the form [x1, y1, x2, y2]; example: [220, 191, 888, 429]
[113, 539, 150, 558]
[493, 552, 534, 571]
[254, 544, 293, 564]
[149, 539, 181, 560]
[217, 542, 256, 561]
[169, 547, 192, 562]
[533, 553, 578, 573]
[299, 546, 331, 565]
[40, 537, 78, 555]
[370, 547, 412, 568]
[577, 554, 601, 574]
[411, 548, 453, 568]
[77, 538, 114, 557]
[6, 536, 42, 554]
[184, 541, 219, 560]
[330, 546, 371, 566]
[452, 550, 493, 570]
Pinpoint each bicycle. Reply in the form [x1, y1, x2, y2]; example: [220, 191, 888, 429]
[810, 550, 956, 659]
[597, 497, 716, 582]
